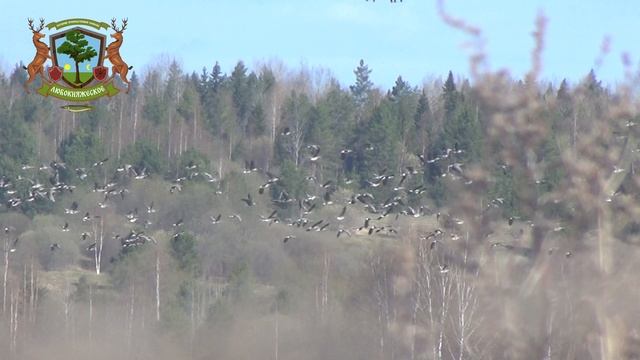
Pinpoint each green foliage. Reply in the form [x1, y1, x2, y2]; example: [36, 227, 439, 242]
[176, 149, 210, 178]
[275, 91, 313, 166]
[230, 61, 252, 126]
[443, 100, 482, 161]
[144, 93, 169, 126]
[489, 167, 517, 217]
[73, 275, 91, 302]
[75, 101, 110, 131]
[350, 59, 373, 108]
[274, 160, 308, 205]
[177, 81, 198, 122]
[142, 70, 168, 126]
[355, 99, 400, 183]
[226, 260, 252, 302]
[0, 107, 36, 178]
[247, 103, 266, 137]
[271, 288, 291, 314]
[59, 127, 105, 170]
[121, 139, 165, 175]
[414, 90, 433, 153]
[170, 232, 200, 275]
[442, 71, 458, 123]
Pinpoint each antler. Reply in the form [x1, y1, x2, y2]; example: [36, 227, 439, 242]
[110, 18, 128, 33]
[28, 18, 45, 32]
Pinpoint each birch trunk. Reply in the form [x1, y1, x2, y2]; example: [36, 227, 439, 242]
[89, 284, 93, 344]
[29, 260, 34, 323]
[193, 103, 198, 148]
[275, 299, 279, 360]
[132, 94, 138, 143]
[156, 249, 160, 322]
[3, 237, 8, 315]
[117, 97, 124, 160]
[127, 282, 135, 351]
[167, 111, 173, 160]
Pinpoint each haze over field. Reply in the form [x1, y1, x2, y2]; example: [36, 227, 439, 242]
[0, 1, 639, 360]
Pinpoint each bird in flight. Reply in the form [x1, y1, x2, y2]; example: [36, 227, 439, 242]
[241, 193, 254, 207]
[336, 228, 351, 238]
[210, 214, 222, 224]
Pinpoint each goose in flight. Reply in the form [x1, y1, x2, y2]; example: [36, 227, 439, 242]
[340, 149, 353, 160]
[8, 238, 18, 253]
[336, 228, 351, 238]
[260, 210, 278, 222]
[65, 201, 79, 214]
[307, 145, 321, 162]
[92, 158, 109, 167]
[306, 219, 324, 231]
[323, 191, 333, 205]
[241, 193, 254, 207]
[422, 229, 443, 240]
[201, 172, 218, 183]
[132, 167, 149, 180]
[210, 214, 222, 224]
[301, 202, 316, 215]
[75, 168, 88, 180]
[243, 160, 258, 174]
[147, 202, 156, 214]
[358, 218, 372, 231]
[185, 160, 198, 171]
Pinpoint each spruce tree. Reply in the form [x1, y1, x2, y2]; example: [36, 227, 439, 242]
[414, 90, 432, 154]
[350, 59, 373, 108]
[442, 70, 458, 123]
[209, 61, 225, 94]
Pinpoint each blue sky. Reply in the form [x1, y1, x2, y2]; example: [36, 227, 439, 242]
[1, 0, 639, 89]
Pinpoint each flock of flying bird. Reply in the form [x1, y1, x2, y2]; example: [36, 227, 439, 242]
[0, 130, 543, 272]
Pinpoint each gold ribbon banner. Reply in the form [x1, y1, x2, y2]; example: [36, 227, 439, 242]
[37, 81, 120, 101]
[46, 18, 110, 30]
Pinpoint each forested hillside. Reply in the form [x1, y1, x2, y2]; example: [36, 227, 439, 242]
[0, 30, 639, 359]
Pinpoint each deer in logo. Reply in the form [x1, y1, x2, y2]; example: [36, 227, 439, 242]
[106, 18, 132, 93]
[23, 18, 51, 93]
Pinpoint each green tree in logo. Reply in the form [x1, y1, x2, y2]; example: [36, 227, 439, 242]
[57, 30, 97, 84]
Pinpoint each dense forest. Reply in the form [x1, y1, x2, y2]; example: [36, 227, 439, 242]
[0, 21, 639, 359]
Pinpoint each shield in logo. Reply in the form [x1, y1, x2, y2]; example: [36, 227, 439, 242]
[48, 66, 63, 82]
[93, 66, 108, 82]
[49, 27, 106, 88]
